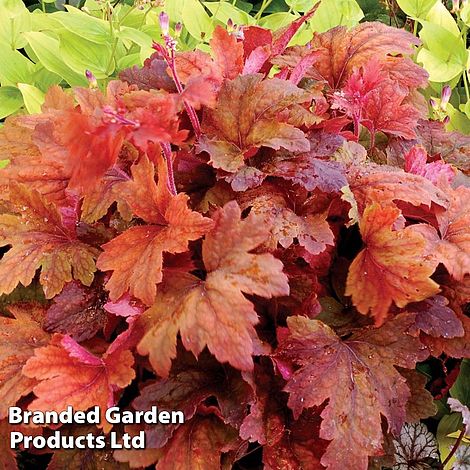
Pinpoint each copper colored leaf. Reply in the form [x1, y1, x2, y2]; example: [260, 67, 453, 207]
[209, 26, 244, 80]
[119, 53, 176, 92]
[199, 74, 311, 172]
[346, 204, 440, 325]
[348, 166, 449, 214]
[399, 369, 437, 423]
[0, 305, 49, 419]
[137, 201, 289, 377]
[133, 351, 253, 448]
[310, 22, 420, 88]
[272, 314, 429, 470]
[155, 415, 240, 470]
[421, 307, 470, 358]
[48, 426, 127, 470]
[44, 281, 107, 342]
[238, 184, 334, 254]
[97, 155, 214, 305]
[22, 334, 135, 429]
[0, 184, 98, 299]
[407, 295, 464, 339]
[415, 120, 470, 173]
[0, 116, 70, 206]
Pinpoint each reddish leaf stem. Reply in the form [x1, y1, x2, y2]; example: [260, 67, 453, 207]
[441, 428, 465, 469]
[161, 142, 177, 196]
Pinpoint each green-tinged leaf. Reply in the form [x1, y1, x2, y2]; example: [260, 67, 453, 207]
[396, 0, 437, 19]
[463, 100, 470, 119]
[437, 413, 463, 468]
[182, 0, 214, 41]
[204, 2, 254, 25]
[32, 65, 62, 92]
[285, 0, 317, 12]
[0, 86, 23, 119]
[118, 26, 153, 49]
[17, 83, 45, 114]
[23, 31, 88, 86]
[462, 3, 470, 26]
[425, 0, 460, 36]
[59, 29, 114, 78]
[259, 12, 299, 30]
[29, 10, 63, 30]
[0, 41, 35, 84]
[0, 0, 31, 49]
[446, 103, 470, 134]
[450, 360, 470, 406]
[310, 0, 364, 32]
[417, 22, 467, 82]
[117, 52, 142, 70]
[53, 6, 111, 43]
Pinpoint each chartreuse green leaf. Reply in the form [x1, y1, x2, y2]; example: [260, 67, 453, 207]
[32, 65, 62, 92]
[395, 0, 436, 19]
[437, 413, 463, 469]
[461, 3, 470, 26]
[285, 0, 317, 12]
[0, 86, 23, 119]
[182, 0, 214, 41]
[446, 103, 470, 134]
[0, 41, 35, 84]
[53, 6, 112, 43]
[23, 32, 88, 86]
[259, 12, 298, 30]
[59, 29, 114, 79]
[463, 100, 470, 120]
[417, 21, 467, 82]
[425, 0, 460, 36]
[310, 0, 363, 33]
[17, 83, 45, 114]
[0, 0, 31, 49]
[203, 2, 254, 25]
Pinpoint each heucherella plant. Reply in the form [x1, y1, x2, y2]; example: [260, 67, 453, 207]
[0, 5, 470, 470]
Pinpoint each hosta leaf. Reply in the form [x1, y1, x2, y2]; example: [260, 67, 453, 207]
[310, 0, 364, 33]
[0, 86, 23, 119]
[272, 314, 429, 469]
[137, 201, 289, 377]
[396, 0, 437, 19]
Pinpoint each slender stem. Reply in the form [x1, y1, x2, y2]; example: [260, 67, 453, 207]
[255, 0, 273, 21]
[167, 48, 201, 138]
[161, 142, 177, 196]
[463, 70, 470, 102]
[441, 428, 465, 469]
[413, 19, 418, 36]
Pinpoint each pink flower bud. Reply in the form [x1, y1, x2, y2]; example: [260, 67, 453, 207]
[159, 11, 170, 36]
[429, 98, 438, 110]
[174, 22, 183, 37]
[85, 70, 98, 88]
[451, 0, 460, 12]
[227, 18, 234, 31]
[442, 115, 450, 125]
[440, 85, 452, 110]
